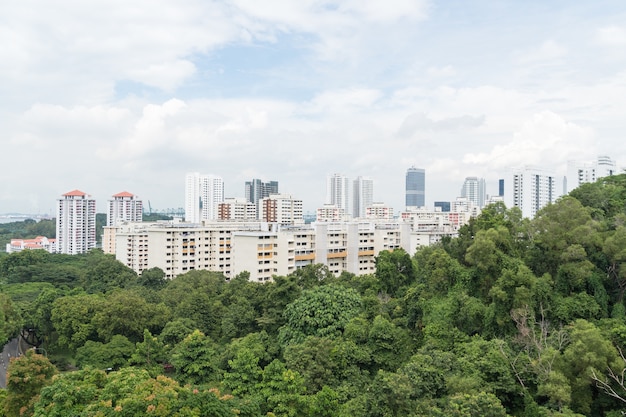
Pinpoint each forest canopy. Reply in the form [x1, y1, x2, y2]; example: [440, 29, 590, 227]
[3, 174, 626, 416]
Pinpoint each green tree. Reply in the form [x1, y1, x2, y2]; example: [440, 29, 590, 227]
[129, 329, 169, 376]
[82, 249, 137, 292]
[51, 293, 105, 351]
[91, 289, 170, 343]
[75, 335, 135, 370]
[375, 248, 416, 296]
[5, 350, 57, 417]
[556, 319, 619, 414]
[0, 292, 21, 345]
[171, 329, 221, 385]
[278, 285, 362, 345]
[137, 266, 167, 290]
[32, 368, 107, 417]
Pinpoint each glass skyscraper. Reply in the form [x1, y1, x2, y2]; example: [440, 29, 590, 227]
[405, 167, 425, 208]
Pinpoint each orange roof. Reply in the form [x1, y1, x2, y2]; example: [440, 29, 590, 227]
[113, 191, 135, 197]
[63, 189, 86, 197]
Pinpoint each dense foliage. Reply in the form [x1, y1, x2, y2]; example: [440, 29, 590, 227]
[3, 175, 626, 416]
[0, 218, 55, 251]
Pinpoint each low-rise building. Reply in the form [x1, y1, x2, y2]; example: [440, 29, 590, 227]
[6, 236, 56, 253]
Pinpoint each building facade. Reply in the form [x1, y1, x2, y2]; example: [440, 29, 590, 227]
[261, 194, 304, 225]
[219, 198, 257, 221]
[245, 179, 279, 218]
[352, 176, 374, 218]
[566, 155, 617, 193]
[326, 174, 351, 215]
[460, 177, 486, 208]
[6, 236, 55, 253]
[56, 190, 96, 254]
[107, 191, 142, 227]
[507, 166, 561, 218]
[405, 167, 425, 208]
[185, 172, 224, 222]
[109, 206, 476, 282]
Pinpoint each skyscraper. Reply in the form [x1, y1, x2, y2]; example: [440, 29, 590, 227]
[352, 176, 374, 218]
[507, 166, 561, 218]
[245, 179, 279, 218]
[185, 172, 224, 222]
[326, 174, 350, 215]
[107, 191, 143, 227]
[56, 190, 96, 254]
[405, 167, 425, 208]
[460, 177, 486, 208]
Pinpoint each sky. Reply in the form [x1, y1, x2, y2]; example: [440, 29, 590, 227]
[1, 0, 626, 216]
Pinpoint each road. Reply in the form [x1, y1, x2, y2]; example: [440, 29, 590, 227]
[0, 338, 21, 389]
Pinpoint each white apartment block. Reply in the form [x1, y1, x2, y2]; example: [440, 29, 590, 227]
[353, 176, 374, 218]
[185, 172, 224, 222]
[566, 155, 617, 193]
[109, 207, 478, 282]
[56, 190, 96, 254]
[400, 207, 470, 254]
[107, 191, 143, 226]
[316, 204, 347, 222]
[366, 202, 394, 220]
[326, 174, 351, 215]
[507, 166, 561, 218]
[114, 220, 269, 279]
[219, 198, 257, 221]
[261, 194, 303, 225]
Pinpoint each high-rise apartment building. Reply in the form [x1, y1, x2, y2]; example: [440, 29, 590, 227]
[107, 191, 143, 227]
[219, 198, 257, 221]
[352, 176, 374, 218]
[566, 156, 617, 193]
[507, 166, 561, 218]
[326, 174, 350, 215]
[405, 167, 425, 208]
[56, 190, 96, 254]
[245, 179, 279, 218]
[261, 194, 303, 225]
[185, 172, 224, 222]
[460, 177, 486, 208]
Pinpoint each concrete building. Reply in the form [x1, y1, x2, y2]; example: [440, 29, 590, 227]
[6, 236, 55, 253]
[245, 179, 279, 218]
[405, 167, 425, 208]
[507, 166, 561, 218]
[56, 190, 96, 254]
[566, 156, 617, 193]
[326, 174, 351, 215]
[460, 177, 486, 208]
[365, 202, 394, 220]
[185, 172, 224, 222]
[353, 176, 374, 218]
[219, 198, 257, 221]
[261, 194, 303, 225]
[316, 204, 345, 222]
[434, 201, 451, 212]
[107, 191, 142, 227]
[109, 206, 479, 282]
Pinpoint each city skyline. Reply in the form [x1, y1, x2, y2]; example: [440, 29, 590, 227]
[2, 2, 626, 215]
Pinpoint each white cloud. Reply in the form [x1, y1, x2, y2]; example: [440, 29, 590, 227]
[597, 26, 626, 45]
[513, 40, 567, 64]
[462, 111, 595, 172]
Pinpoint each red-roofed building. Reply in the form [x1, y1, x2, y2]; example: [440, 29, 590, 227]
[107, 191, 143, 227]
[6, 236, 56, 253]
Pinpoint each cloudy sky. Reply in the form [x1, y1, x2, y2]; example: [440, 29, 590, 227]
[2, 0, 625, 215]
